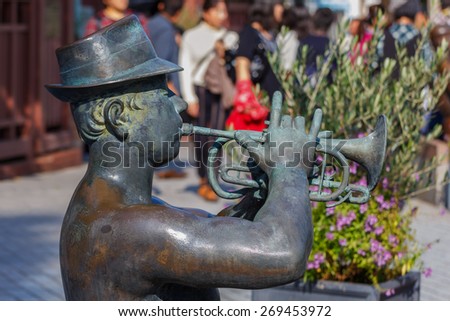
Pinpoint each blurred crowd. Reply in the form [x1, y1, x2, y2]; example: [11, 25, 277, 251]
[78, 0, 450, 201]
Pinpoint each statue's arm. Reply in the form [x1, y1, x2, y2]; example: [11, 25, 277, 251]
[118, 167, 311, 289]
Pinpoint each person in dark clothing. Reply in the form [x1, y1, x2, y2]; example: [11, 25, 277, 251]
[148, 0, 186, 179]
[148, 0, 183, 95]
[376, 0, 433, 78]
[226, 1, 281, 132]
[298, 7, 335, 77]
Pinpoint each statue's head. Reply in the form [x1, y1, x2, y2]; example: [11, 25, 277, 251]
[46, 15, 186, 167]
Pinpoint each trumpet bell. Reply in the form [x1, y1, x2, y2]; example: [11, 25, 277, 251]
[322, 115, 387, 191]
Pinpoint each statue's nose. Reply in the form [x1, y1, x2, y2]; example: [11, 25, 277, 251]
[169, 92, 188, 114]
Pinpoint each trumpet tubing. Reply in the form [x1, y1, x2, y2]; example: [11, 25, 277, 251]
[180, 115, 387, 205]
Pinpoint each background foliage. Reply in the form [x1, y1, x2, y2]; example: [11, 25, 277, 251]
[268, 22, 448, 286]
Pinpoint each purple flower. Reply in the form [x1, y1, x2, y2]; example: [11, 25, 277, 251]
[336, 211, 357, 231]
[440, 208, 447, 216]
[349, 162, 358, 174]
[385, 288, 396, 297]
[397, 252, 404, 259]
[326, 232, 334, 240]
[358, 176, 368, 187]
[357, 249, 366, 256]
[367, 215, 378, 225]
[357, 132, 366, 138]
[390, 197, 397, 208]
[307, 253, 326, 270]
[373, 250, 392, 267]
[336, 216, 346, 231]
[376, 195, 392, 210]
[386, 165, 391, 172]
[370, 239, 392, 267]
[423, 268, 432, 278]
[359, 203, 368, 214]
[382, 177, 389, 189]
[339, 238, 347, 247]
[374, 226, 384, 235]
[365, 215, 378, 232]
[370, 239, 382, 252]
[414, 173, 420, 182]
[348, 211, 356, 221]
[375, 194, 384, 204]
[309, 185, 319, 192]
[388, 235, 399, 247]
[326, 206, 335, 216]
[311, 201, 319, 209]
[314, 253, 325, 264]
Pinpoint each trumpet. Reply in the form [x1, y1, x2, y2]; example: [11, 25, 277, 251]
[181, 115, 387, 207]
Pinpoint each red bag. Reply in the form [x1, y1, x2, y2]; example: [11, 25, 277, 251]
[225, 80, 269, 131]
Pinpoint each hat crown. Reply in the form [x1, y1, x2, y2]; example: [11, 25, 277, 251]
[45, 14, 182, 103]
[56, 15, 157, 87]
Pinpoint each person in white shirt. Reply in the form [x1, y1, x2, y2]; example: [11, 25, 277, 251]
[179, 0, 237, 201]
[276, 6, 311, 71]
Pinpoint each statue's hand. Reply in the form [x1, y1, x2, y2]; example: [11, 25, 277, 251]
[234, 92, 322, 176]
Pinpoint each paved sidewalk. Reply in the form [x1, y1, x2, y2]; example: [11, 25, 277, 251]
[0, 163, 449, 300]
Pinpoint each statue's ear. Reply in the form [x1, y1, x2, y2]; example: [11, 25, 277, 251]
[104, 99, 129, 141]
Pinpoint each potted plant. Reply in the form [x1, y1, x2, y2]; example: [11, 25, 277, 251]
[253, 21, 448, 301]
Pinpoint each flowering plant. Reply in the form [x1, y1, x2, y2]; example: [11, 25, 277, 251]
[269, 22, 448, 288]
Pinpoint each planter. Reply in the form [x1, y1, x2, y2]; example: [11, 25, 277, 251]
[252, 271, 420, 301]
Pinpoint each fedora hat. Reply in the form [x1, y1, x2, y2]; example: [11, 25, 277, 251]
[45, 15, 182, 103]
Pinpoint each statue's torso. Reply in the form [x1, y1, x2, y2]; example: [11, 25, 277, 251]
[60, 179, 220, 301]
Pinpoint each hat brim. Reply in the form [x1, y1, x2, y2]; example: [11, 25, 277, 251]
[45, 58, 183, 103]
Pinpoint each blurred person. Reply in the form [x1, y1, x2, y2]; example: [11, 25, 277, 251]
[376, 0, 433, 78]
[276, 6, 311, 70]
[298, 7, 335, 77]
[225, 1, 282, 133]
[348, 18, 361, 38]
[83, 0, 148, 36]
[272, 0, 285, 33]
[433, 0, 450, 26]
[148, 0, 183, 95]
[177, 0, 203, 30]
[179, 0, 238, 201]
[428, 24, 450, 140]
[415, 10, 428, 29]
[149, 0, 187, 179]
[351, 4, 385, 62]
[128, 0, 160, 17]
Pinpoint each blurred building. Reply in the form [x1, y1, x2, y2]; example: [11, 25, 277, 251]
[0, 0, 82, 180]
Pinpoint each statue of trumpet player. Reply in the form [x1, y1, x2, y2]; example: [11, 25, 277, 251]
[46, 15, 323, 301]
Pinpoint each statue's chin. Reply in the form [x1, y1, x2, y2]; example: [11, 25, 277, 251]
[149, 145, 180, 168]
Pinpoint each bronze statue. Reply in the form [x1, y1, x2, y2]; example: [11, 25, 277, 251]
[46, 15, 385, 301]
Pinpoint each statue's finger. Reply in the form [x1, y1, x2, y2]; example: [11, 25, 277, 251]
[235, 131, 261, 152]
[309, 109, 323, 138]
[235, 131, 262, 164]
[269, 91, 282, 129]
[294, 116, 305, 130]
[281, 115, 293, 128]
